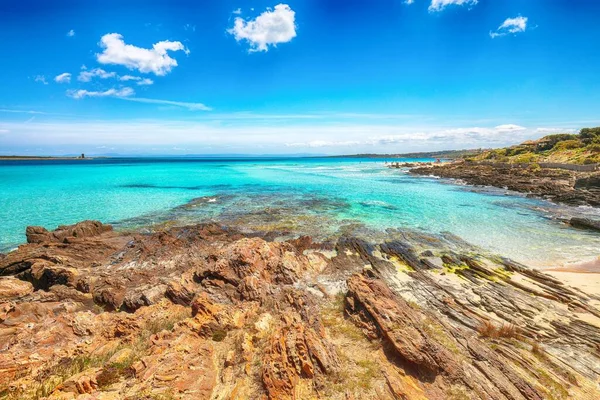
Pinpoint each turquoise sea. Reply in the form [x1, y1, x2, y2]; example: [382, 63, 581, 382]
[1, 157, 599, 268]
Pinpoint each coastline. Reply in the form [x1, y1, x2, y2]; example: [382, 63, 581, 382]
[409, 160, 600, 208]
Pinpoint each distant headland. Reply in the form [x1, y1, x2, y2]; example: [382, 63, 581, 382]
[0, 154, 94, 160]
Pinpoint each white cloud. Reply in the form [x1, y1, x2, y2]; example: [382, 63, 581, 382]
[67, 29, 75, 37]
[495, 124, 527, 132]
[490, 16, 528, 38]
[0, 109, 50, 115]
[119, 97, 211, 111]
[34, 75, 48, 85]
[429, 0, 478, 12]
[54, 73, 72, 84]
[183, 24, 196, 32]
[119, 75, 139, 81]
[137, 78, 154, 86]
[117, 75, 153, 85]
[233, 8, 242, 15]
[228, 4, 296, 52]
[96, 33, 189, 76]
[67, 87, 135, 99]
[78, 68, 117, 82]
[405, 0, 415, 4]
[535, 127, 576, 134]
[286, 140, 360, 148]
[2, 119, 582, 154]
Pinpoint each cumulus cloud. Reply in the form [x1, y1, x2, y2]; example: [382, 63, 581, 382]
[54, 73, 72, 83]
[34, 75, 48, 85]
[228, 4, 296, 52]
[429, 0, 478, 12]
[119, 97, 211, 111]
[405, 0, 415, 4]
[78, 68, 117, 82]
[67, 87, 135, 99]
[96, 33, 189, 76]
[490, 16, 528, 38]
[67, 29, 75, 37]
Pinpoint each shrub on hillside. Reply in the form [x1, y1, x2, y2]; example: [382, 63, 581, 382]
[513, 153, 538, 163]
[505, 146, 531, 157]
[580, 127, 600, 144]
[553, 139, 582, 151]
[536, 134, 579, 151]
[583, 156, 600, 165]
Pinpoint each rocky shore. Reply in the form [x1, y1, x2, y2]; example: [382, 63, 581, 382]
[1, 220, 600, 399]
[410, 161, 600, 208]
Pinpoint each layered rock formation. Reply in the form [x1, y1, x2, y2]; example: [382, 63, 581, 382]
[1, 221, 600, 399]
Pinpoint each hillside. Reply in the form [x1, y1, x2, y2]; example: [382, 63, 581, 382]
[336, 149, 485, 159]
[469, 127, 600, 165]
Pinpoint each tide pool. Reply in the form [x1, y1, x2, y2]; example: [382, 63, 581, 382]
[1, 157, 599, 268]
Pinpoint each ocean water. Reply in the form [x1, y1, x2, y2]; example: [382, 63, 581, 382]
[1, 157, 599, 268]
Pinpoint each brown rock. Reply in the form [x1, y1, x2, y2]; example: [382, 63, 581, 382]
[0, 277, 33, 300]
[262, 316, 339, 400]
[26, 220, 112, 244]
[346, 273, 459, 376]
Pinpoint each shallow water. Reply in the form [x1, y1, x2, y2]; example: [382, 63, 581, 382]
[1, 157, 599, 268]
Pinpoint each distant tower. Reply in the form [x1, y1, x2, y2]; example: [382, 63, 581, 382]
[81, 153, 85, 159]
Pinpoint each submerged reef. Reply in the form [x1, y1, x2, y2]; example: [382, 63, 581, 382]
[1, 219, 600, 399]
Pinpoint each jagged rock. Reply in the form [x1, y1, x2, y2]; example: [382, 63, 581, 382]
[26, 220, 112, 244]
[165, 279, 196, 306]
[574, 173, 600, 189]
[346, 273, 459, 375]
[411, 163, 600, 207]
[0, 221, 599, 399]
[262, 315, 339, 400]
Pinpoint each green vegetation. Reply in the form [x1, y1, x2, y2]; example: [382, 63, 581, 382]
[211, 329, 228, 342]
[471, 127, 600, 165]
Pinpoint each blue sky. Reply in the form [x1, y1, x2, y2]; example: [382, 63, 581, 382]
[1, 0, 599, 155]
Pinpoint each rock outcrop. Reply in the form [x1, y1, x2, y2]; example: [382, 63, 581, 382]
[410, 163, 600, 207]
[1, 221, 599, 399]
[25, 220, 113, 244]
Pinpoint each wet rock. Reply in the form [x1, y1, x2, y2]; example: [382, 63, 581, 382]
[574, 173, 600, 189]
[570, 217, 600, 232]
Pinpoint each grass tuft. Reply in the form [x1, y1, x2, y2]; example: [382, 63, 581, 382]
[477, 321, 519, 339]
